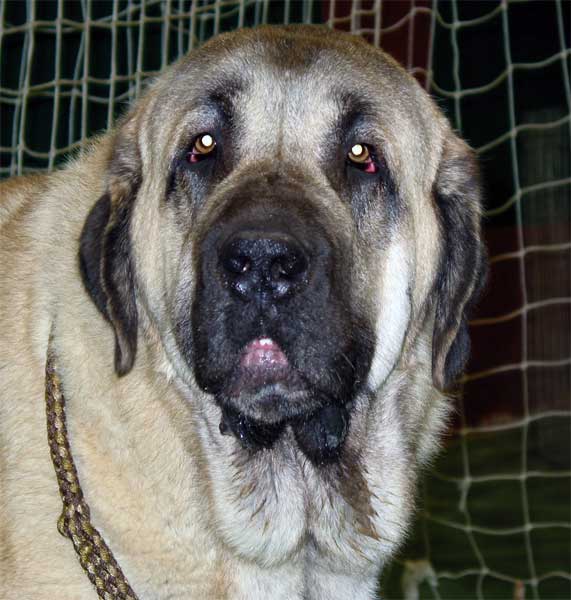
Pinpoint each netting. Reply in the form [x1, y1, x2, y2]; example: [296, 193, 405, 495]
[1, 1, 569, 598]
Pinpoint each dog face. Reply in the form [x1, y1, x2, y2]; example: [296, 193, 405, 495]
[80, 26, 485, 469]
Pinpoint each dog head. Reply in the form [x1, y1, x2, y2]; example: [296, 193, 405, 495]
[80, 25, 486, 466]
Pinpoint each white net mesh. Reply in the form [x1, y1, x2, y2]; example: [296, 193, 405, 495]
[1, 1, 569, 598]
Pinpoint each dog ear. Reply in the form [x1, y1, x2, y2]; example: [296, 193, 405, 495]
[432, 134, 487, 391]
[80, 121, 141, 376]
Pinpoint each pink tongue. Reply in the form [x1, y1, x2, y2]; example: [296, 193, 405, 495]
[241, 338, 288, 369]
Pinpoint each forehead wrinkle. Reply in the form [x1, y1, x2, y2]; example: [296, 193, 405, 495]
[278, 69, 343, 150]
[282, 77, 350, 166]
[230, 61, 371, 172]
[204, 77, 244, 120]
[334, 91, 376, 138]
[275, 74, 287, 163]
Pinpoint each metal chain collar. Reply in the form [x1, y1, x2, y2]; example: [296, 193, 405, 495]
[45, 338, 139, 600]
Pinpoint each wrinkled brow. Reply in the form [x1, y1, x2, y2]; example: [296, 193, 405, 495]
[334, 91, 376, 137]
[202, 78, 245, 122]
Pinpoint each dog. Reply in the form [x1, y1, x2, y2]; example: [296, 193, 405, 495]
[0, 25, 486, 599]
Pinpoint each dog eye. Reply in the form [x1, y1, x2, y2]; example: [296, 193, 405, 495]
[347, 143, 377, 174]
[187, 133, 217, 164]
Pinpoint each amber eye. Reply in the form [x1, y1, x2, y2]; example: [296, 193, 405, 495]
[348, 143, 370, 163]
[187, 133, 217, 163]
[347, 143, 378, 174]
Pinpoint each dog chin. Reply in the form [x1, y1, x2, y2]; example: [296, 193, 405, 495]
[222, 366, 312, 424]
[224, 385, 312, 424]
[217, 389, 351, 464]
[215, 370, 351, 464]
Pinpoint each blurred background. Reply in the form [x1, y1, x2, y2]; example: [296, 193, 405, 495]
[1, 1, 569, 598]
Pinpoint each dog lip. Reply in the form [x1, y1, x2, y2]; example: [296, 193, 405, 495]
[226, 339, 310, 412]
[240, 337, 289, 369]
[233, 337, 291, 397]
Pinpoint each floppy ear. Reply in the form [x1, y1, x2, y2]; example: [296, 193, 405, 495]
[432, 134, 487, 391]
[79, 124, 141, 376]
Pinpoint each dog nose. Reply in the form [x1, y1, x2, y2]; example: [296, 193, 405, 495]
[220, 233, 309, 302]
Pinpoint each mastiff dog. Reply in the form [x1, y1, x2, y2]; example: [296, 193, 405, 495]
[0, 25, 486, 599]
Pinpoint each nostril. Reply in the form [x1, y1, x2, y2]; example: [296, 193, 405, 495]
[223, 254, 251, 275]
[270, 260, 287, 281]
[270, 253, 307, 282]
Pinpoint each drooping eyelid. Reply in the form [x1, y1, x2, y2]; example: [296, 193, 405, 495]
[345, 121, 384, 160]
[348, 127, 397, 180]
[179, 107, 225, 155]
[333, 92, 382, 154]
